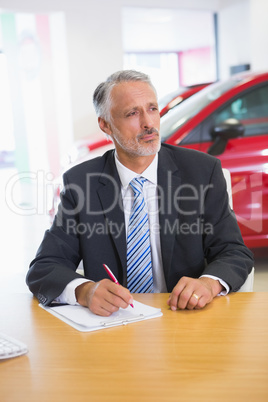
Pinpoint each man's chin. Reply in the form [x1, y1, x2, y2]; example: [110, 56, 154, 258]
[138, 141, 161, 156]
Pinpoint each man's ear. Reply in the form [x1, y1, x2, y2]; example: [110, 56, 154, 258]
[98, 117, 112, 136]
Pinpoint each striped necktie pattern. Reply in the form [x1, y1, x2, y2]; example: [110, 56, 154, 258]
[126, 177, 153, 293]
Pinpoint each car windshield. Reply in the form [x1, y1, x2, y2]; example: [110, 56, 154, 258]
[160, 76, 245, 141]
[158, 88, 187, 111]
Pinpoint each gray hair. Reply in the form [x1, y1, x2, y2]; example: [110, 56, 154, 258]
[93, 70, 157, 121]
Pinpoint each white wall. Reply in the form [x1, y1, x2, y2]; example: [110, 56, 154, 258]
[64, 2, 123, 140]
[122, 8, 215, 52]
[0, 0, 124, 141]
[218, 0, 268, 79]
[249, 0, 268, 71]
[218, 0, 251, 79]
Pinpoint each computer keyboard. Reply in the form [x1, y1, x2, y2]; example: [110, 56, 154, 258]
[0, 332, 28, 360]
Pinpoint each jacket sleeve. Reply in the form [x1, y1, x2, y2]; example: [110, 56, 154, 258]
[26, 172, 84, 305]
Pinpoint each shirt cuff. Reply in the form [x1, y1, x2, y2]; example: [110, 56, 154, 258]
[200, 275, 230, 296]
[54, 278, 91, 305]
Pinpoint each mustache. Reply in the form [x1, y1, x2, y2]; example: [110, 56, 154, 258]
[137, 128, 159, 139]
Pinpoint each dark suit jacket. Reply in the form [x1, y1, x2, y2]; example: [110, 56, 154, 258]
[26, 144, 253, 305]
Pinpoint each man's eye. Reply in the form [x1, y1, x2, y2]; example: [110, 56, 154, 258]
[127, 111, 137, 117]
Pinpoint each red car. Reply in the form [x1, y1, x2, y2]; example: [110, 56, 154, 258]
[52, 72, 268, 249]
[161, 71, 268, 249]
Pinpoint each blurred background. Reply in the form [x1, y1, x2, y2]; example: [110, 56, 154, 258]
[0, 0, 267, 294]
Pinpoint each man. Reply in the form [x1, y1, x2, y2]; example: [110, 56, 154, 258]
[26, 70, 253, 316]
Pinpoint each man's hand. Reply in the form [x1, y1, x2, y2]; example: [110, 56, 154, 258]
[75, 279, 134, 316]
[167, 276, 224, 311]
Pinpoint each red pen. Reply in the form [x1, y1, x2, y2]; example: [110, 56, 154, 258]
[103, 264, 134, 308]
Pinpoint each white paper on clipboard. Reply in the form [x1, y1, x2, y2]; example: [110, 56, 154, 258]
[39, 300, 162, 332]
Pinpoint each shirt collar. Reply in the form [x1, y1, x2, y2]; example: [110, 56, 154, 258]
[114, 153, 158, 189]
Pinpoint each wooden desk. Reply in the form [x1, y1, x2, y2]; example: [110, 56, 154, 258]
[1, 292, 268, 401]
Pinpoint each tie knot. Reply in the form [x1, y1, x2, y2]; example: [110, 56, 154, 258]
[129, 177, 146, 195]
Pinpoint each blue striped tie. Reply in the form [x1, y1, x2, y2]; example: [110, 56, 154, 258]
[126, 177, 153, 293]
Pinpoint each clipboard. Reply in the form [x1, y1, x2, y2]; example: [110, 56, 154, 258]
[39, 300, 162, 332]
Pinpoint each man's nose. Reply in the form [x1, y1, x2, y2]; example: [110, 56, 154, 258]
[140, 111, 154, 129]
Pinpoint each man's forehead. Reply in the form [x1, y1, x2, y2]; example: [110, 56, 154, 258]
[110, 81, 157, 104]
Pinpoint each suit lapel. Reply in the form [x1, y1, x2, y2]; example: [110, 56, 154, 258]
[97, 152, 127, 283]
[157, 147, 181, 277]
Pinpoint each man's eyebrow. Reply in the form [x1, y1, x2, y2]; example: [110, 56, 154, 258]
[130, 102, 158, 108]
[122, 102, 158, 114]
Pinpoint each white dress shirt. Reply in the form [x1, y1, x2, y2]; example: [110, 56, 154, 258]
[56, 152, 229, 304]
[115, 153, 167, 292]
